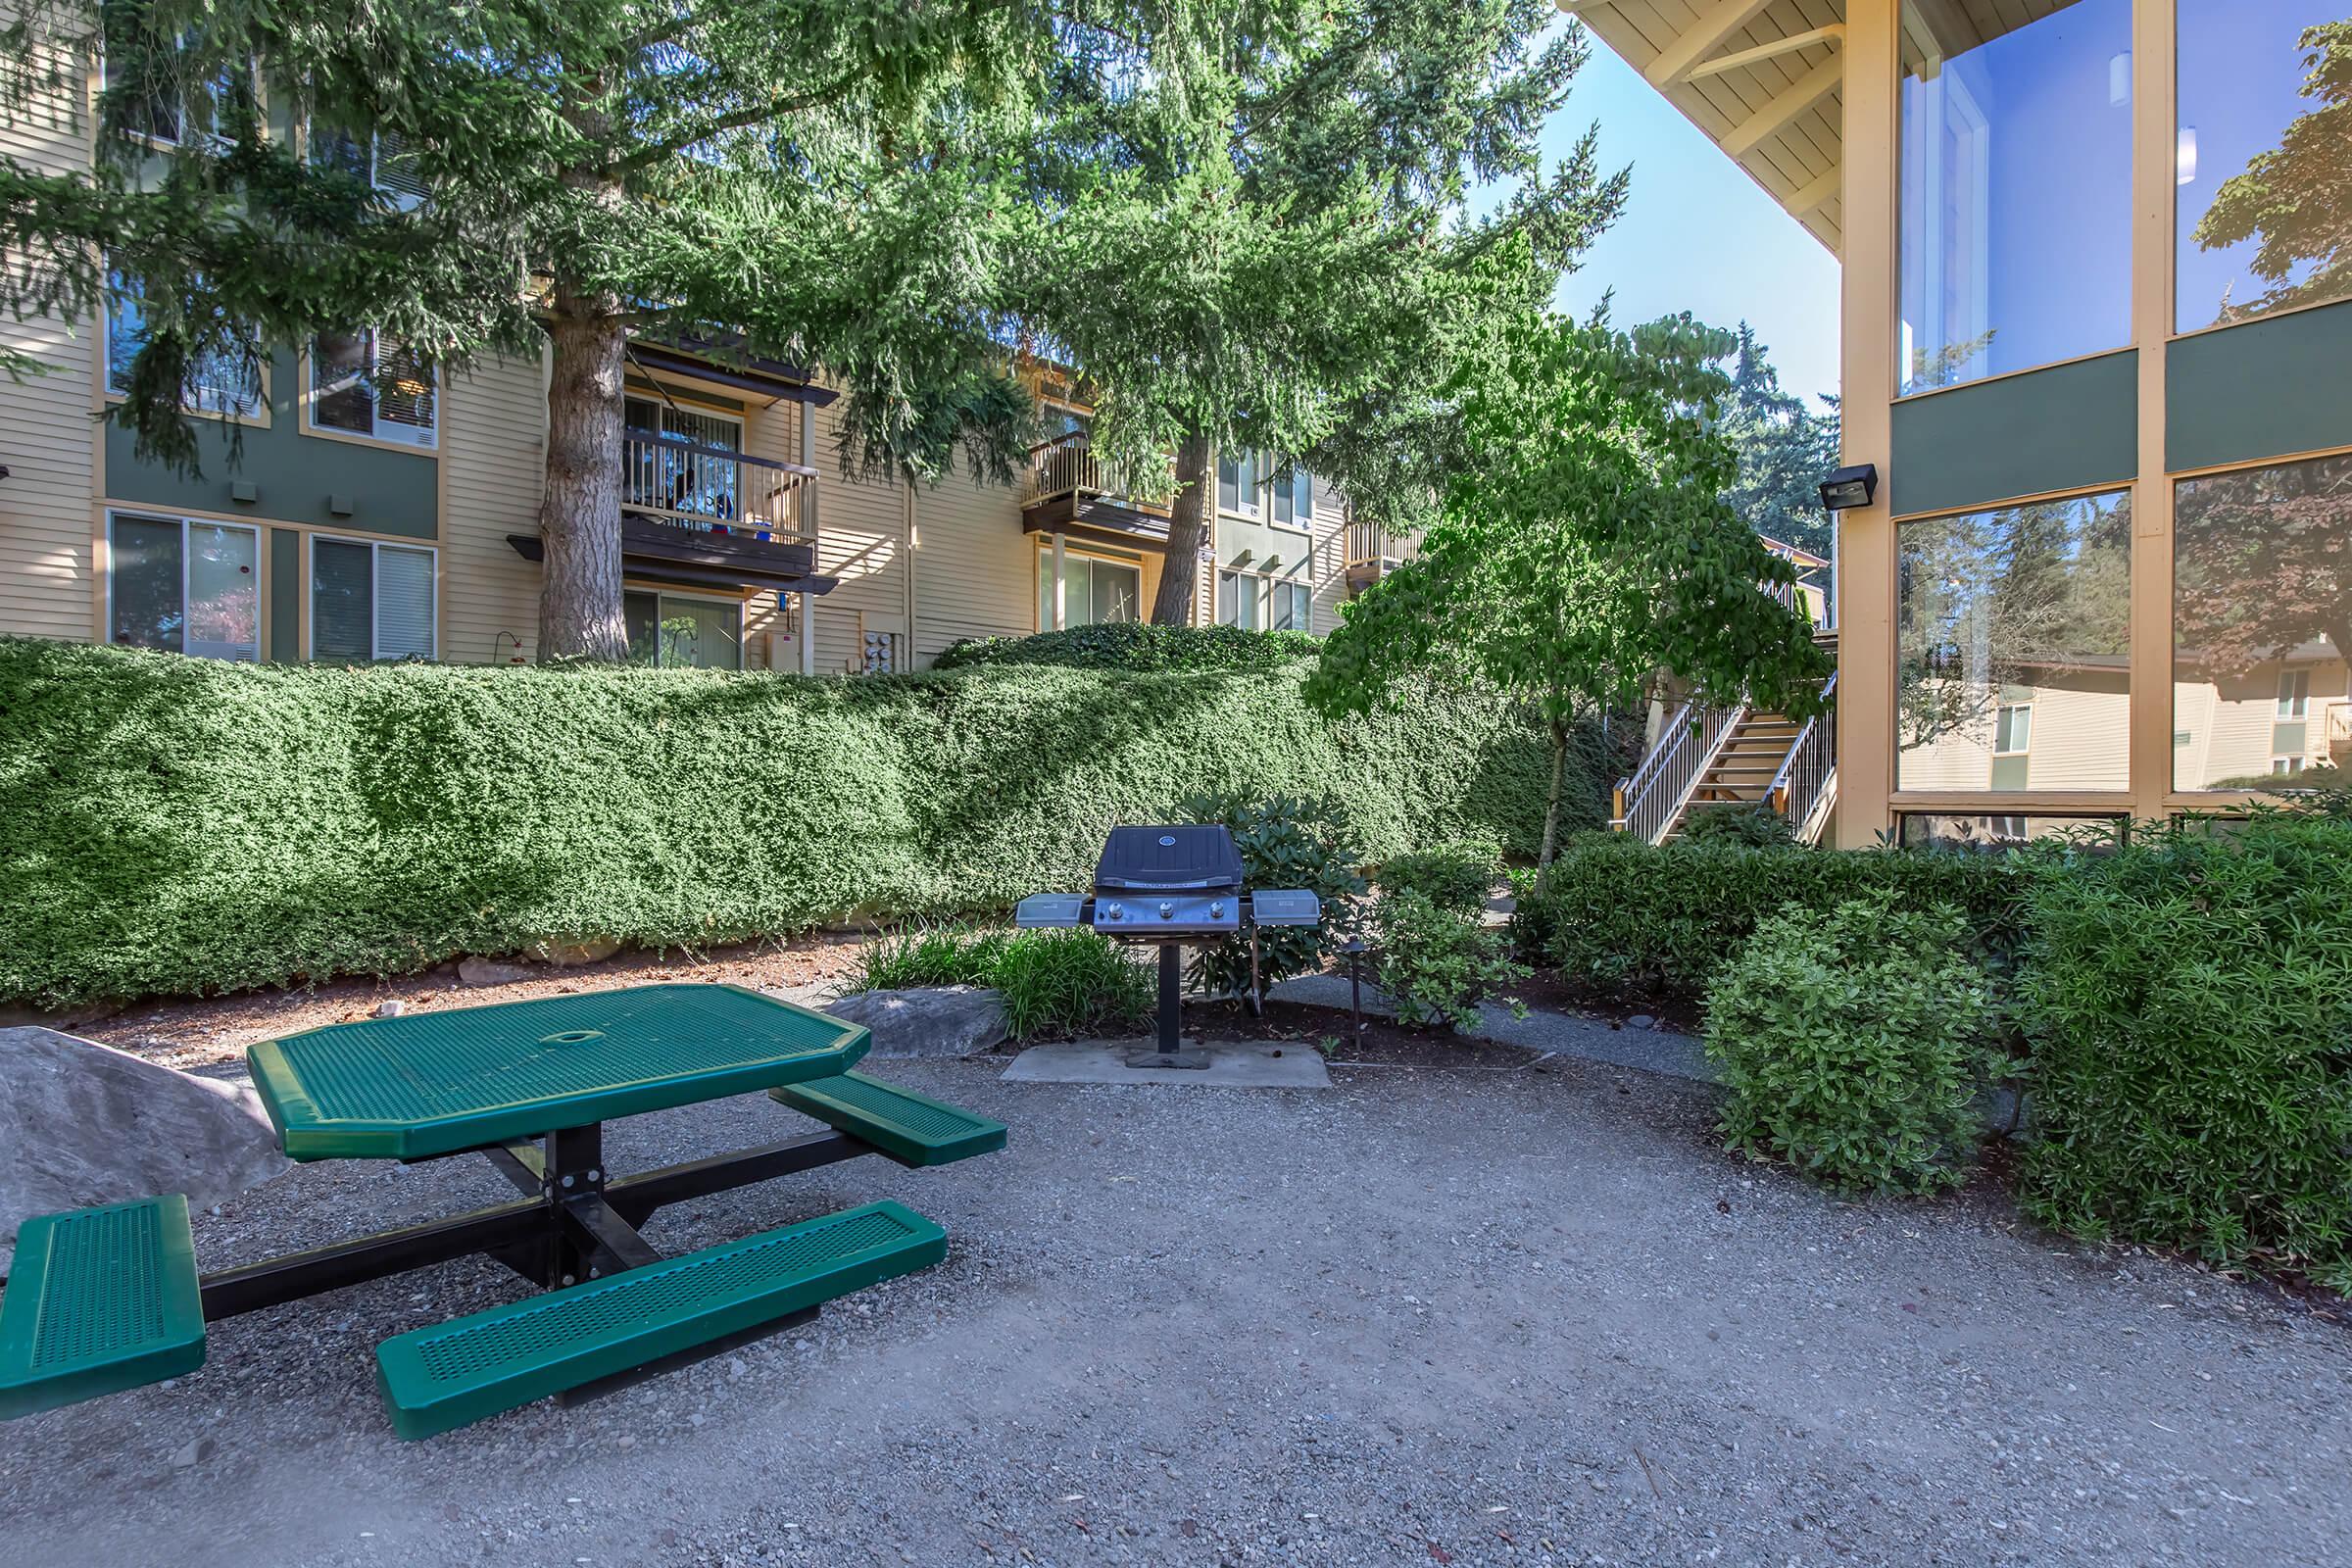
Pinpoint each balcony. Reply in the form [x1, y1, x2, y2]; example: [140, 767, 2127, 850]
[1342, 520, 1405, 594]
[505, 433, 835, 596]
[1019, 431, 1172, 552]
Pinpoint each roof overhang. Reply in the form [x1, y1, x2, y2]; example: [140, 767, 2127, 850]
[1559, 1, 1848, 254]
[628, 341, 839, 407]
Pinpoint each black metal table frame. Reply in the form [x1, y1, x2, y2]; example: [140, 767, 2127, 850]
[198, 1121, 881, 1329]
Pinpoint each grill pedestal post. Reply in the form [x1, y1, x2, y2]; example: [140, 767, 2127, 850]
[1125, 942, 1209, 1070]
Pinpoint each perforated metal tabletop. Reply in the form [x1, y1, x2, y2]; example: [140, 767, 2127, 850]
[248, 984, 869, 1160]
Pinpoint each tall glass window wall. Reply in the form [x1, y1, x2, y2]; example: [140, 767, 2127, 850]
[1898, 0, 2135, 393]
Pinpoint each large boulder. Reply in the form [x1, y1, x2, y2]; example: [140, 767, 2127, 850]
[0, 1027, 291, 1266]
[820, 987, 1009, 1058]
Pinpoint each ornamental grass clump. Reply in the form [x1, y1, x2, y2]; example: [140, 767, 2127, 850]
[846, 924, 1152, 1042]
[1704, 895, 2003, 1195]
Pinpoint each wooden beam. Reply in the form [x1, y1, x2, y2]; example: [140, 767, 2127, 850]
[1645, 0, 1780, 87]
[1720, 55, 1843, 158]
[1785, 164, 1841, 218]
[1685, 23, 1845, 81]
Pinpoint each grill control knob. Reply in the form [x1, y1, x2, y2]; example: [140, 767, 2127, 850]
[1210, 902, 1225, 919]
[1157, 901, 1174, 920]
[1102, 902, 1123, 922]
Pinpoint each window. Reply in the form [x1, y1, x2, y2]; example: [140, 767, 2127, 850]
[1216, 449, 1260, 516]
[311, 328, 437, 447]
[2273, 754, 2306, 777]
[105, 270, 263, 417]
[1270, 466, 1315, 530]
[1896, 490, 2132, 792]
[108, 513, 260, 660]
[1898, 813, 2127, 852]
[1216, 570, 1260, 630]
[103, 40, 241, 148]
[1270, 580, 1310, 632]
[624, 397, 743, 522]
[311, 537, 436, 661]
[1036, 549, 1142, 629]
[624, 591, 743, 668]
[2174, 452, 2352, 790]
[310, 124, 427, 209]
[1898, 0, 2133, 393]
[2177, 3, 2352, 331]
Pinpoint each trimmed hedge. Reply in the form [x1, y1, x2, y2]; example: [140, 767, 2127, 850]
[0, 637, 1601, 1007]
[2017, 818, 2352, 1290]
[934, 623, 1319, 672]
[1514, 835, 2027, 1004]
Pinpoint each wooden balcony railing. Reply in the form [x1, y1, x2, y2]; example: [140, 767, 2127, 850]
[1022, 430, 1153, 508]
[621, 431, 817, 546]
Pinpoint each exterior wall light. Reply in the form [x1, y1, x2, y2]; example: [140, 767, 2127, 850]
[1819, 464, 1879, 512]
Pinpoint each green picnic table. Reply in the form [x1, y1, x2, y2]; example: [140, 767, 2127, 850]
[0, 983, 1004, 1438]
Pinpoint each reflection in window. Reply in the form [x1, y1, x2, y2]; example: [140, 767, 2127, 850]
[1896, 491, 2132, 792]
[2173, 452, 2352, 791]
[108, 513, 260, 660]
[1897, 813, 2126, 852]
[1898, 0, 2133, 393]
[623, 590, 743, 668]
[2178, 5, 2352, 331]
[105, 270, 264, 416]
[1035, 549, 1141, 630]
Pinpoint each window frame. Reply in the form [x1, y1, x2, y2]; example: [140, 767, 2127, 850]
[102, 268, 269, 423]
[623, 586, 747, 669]
[306, 533, 440, 662]
[103, 509, 263, 661]
[1035, 543, 1144, 632]
[303, 326, 440, 451]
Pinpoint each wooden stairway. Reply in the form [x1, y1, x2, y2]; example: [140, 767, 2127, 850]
[1659, 710, 1805, 842]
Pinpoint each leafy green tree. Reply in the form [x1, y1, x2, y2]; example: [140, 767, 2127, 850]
[2195, 21, 2352, 321]
[1009, 1, 1629, 620]
[1304, 312, 1832, 882]
[0, 0, 1210, 658]
[1713, 321, 1839, 561]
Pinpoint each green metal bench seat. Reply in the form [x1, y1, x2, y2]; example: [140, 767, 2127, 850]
[768, 1071, 1007, 1167]
[0, 1196, 206, 1420]
[374, 1200, 947, 1439]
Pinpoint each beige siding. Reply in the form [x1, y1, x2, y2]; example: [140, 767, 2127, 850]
[439, 353, 548, 664]
[0, 39, 96, 642]
[910, 462, 1034, 663]
[805, 397, 907, 672]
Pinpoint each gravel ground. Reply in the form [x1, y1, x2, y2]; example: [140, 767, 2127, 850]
[4, 1054, 2348, 1568]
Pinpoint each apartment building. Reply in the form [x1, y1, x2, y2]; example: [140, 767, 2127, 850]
[1575, 0, 2352, 845]
[0, 45, 1377, 673]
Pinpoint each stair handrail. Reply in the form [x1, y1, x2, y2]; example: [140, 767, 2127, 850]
[1614, 699, 1741, 845]
[1766, 672, 1838, 842]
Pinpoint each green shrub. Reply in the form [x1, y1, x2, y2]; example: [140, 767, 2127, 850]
[845, 923, 1152, 1041]
[1705, 896, 2002, 1194]
[0, 639, 1585, 1007]
[1377, 834, 1504, 916]
[934, 623, 1319, 672]
[2016, 817, 2352, 1290]
[1373, 889, 1529, 1032]
[1514, 835, 2025, 1005]
[1674, 802, 1796, 849]
[1181, 791, 1370, 998]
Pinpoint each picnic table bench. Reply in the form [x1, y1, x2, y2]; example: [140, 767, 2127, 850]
[0, 984, 1004, 1438]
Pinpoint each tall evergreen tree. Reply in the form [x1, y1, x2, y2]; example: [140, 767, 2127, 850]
[1007, 1, 1628, 621]
[0, 0, 1222, 658]
[1711, 320, 1839, 562]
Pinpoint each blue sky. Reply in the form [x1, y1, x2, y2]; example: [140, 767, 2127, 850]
[1535, 24, 1843, 402]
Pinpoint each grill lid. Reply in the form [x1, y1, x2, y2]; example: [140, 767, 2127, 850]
[1094, 825, 1244, 891]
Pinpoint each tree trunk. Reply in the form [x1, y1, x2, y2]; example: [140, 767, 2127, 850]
[1535, 717, 1568, 899]
[1149, 425, 1215, 625]
[536, 286, 630, 661]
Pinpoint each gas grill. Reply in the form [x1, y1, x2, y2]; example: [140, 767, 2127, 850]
[1014, 825, 1320, 1068]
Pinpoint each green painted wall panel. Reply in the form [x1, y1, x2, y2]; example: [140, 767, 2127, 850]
[2168, 300, 2352, 474]
[105, 348, 439, 539]
[269, 528, 300, 662]
[1889, 352, 2138, 517]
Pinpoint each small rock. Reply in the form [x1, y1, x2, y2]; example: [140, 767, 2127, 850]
[458, 957, 538, 988]
[821, 987, 1010, 1058]
[726, 1358, 748, 1379]
[615, 1435, 636, 1451]
[172, 1438, 214, 1469]
[527, 936, 623, 968]
[1627, 1014, 1656, 1031]
[374, 1000, 406, 1018]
